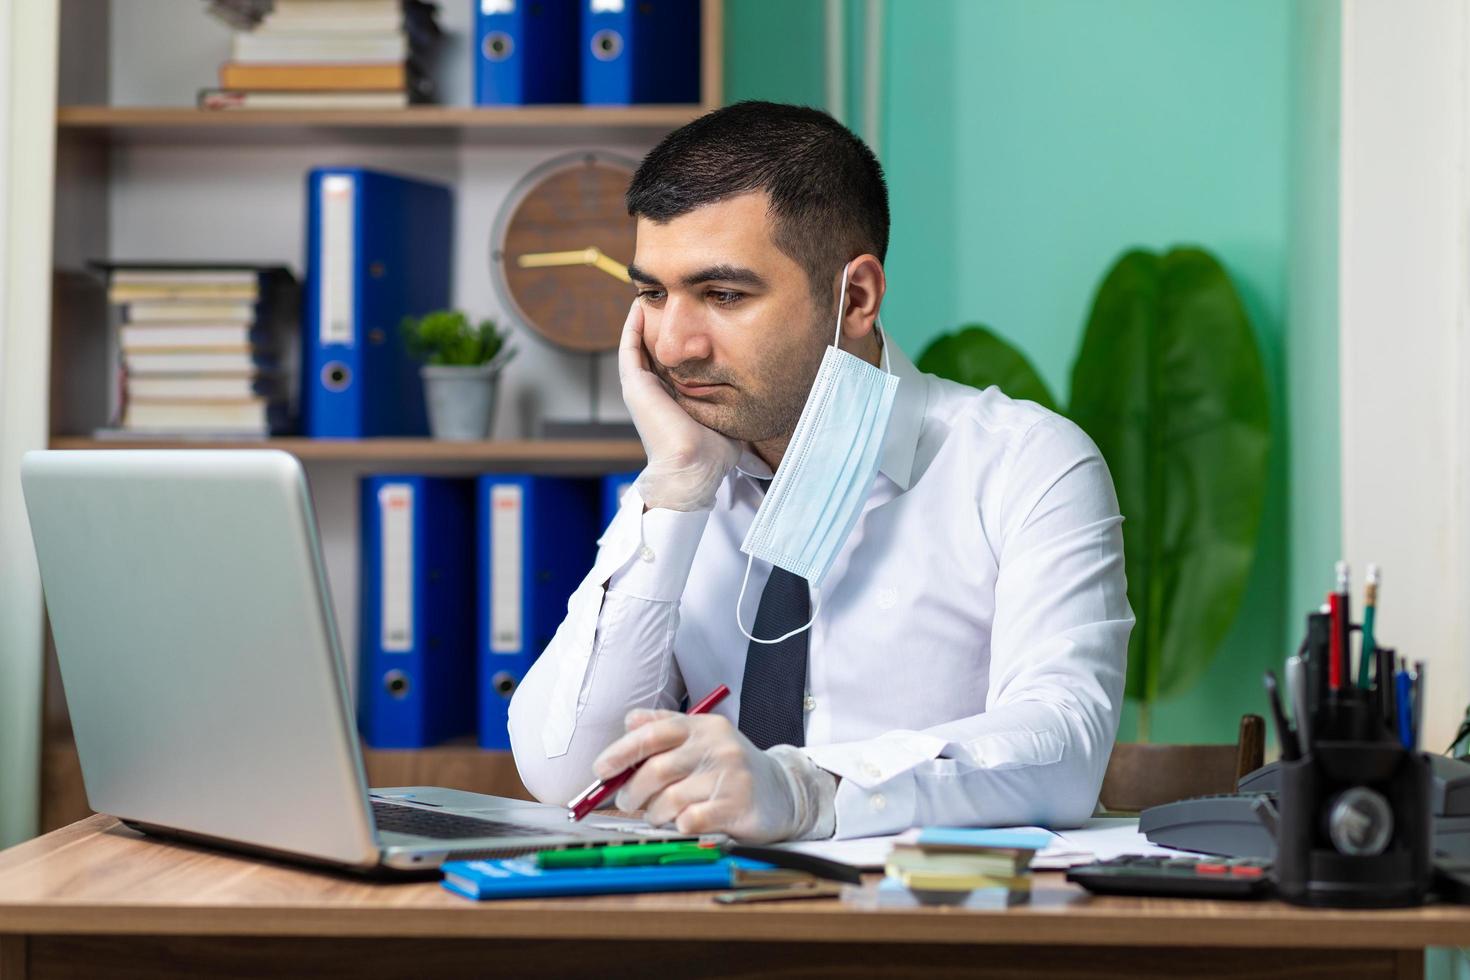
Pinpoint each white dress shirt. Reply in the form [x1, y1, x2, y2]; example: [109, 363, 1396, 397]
[507, 337, 1133, 838]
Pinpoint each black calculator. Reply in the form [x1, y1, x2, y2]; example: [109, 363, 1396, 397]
[1065, 855, 1274, 900]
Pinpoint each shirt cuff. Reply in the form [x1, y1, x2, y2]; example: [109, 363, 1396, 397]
[828, 772, 918, 838]
[604, 486, 711, 602]
[802, 732, 948, 839]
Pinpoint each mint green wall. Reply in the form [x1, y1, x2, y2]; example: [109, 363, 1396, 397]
[726, 0, 1341, 745]
[724, 0, 826, 107]
[888, 0, 1294, 744]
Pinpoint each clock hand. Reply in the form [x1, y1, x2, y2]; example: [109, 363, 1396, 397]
[592, 252, 631, 283]
[516, 246, 631, 283]
[516, 248, 600, 269]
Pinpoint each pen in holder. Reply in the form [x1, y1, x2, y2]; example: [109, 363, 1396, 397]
[1270, 591, 1433, 907]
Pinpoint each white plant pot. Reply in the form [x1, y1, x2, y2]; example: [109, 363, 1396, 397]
[421, 363, 502, 441]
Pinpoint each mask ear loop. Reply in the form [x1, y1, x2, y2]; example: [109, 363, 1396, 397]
[836, 260, 892, 375]
[735, 552, 821, 645]
[832, 262, 851, 348]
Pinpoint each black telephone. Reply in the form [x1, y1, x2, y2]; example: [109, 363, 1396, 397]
[1139, 754, 1470, 860]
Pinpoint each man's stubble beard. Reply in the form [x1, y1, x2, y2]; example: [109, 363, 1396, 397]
[663, 313, 829, 445]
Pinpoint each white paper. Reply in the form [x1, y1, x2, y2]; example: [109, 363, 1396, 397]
[773, 818, 1204, 872]
[772, 831, 914, 869]
[1032, 817, 1207, 869]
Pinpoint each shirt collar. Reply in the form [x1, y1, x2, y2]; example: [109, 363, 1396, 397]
[728, 329, 927, 506]
[876, 335, 926, 491]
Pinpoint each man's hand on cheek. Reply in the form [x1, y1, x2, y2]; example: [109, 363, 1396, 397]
[592, 709, 836, 844]
[618, 301, 740, 512]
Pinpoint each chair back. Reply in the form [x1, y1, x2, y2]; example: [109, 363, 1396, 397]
[1098, 714, 1266, 813]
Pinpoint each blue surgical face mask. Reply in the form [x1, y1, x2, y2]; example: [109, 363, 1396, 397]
[735, 261, 899, 645]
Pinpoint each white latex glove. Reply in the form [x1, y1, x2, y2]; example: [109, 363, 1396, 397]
[593, 708, 837, 843]
[618, 300, 740, 512]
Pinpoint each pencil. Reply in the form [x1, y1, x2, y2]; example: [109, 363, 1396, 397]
[1358, 564, 1380, 689]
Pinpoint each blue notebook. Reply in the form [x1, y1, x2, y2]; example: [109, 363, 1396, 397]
[441, 857, 786, 900]
[915, 828, 1056, 851]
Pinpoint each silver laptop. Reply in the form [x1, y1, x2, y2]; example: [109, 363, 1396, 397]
[21, 449, 691, 876]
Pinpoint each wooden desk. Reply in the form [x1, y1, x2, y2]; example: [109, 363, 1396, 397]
[1, 816, 1466, 980]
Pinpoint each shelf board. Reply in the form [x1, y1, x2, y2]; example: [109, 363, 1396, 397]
[56, 104, 713, 145]
[47, 436, 646, 467]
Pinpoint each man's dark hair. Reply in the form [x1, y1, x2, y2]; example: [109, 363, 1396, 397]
[626, 101, 889, 309]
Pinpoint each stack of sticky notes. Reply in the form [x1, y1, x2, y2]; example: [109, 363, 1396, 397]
[877, 828, 1052, 908]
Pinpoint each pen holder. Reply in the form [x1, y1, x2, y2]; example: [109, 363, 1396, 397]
[1275, 738, 1431, 908]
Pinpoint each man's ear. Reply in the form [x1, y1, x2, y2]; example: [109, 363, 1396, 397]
[836, 254, 886, 345]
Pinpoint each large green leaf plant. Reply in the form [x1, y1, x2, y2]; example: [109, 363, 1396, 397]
[917, 247, 1270, 739]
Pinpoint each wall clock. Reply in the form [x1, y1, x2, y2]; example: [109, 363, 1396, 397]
[492, 151, 648, 439]
[492, 150, 640, 350]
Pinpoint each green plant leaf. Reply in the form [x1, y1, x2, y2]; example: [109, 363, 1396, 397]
[1068, 248, 1270, 706]
[401, 310, 506, 367]
[916, 324, 1059, 412]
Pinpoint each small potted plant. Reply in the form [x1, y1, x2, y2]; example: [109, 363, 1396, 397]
[402, 310, 517, 440]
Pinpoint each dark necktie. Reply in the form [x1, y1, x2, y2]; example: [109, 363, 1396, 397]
[738, 479, 809, 749]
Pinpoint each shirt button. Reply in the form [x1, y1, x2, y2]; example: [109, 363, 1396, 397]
[870, 793, 887, 811]
[862, 762, 882, 780]
[638, 545, 655, 562]
[803, 695, 816, 712]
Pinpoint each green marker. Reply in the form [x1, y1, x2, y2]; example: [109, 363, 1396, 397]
[535, 842, 722, 869]
[1358, 564, 1380, 689]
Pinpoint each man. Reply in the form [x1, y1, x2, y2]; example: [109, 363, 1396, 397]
[508, 101, 1133, 843]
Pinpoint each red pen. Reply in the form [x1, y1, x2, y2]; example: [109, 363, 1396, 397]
[1328, 560, 1351, 692]
[566, 684, 731, 822]
[1336, 561, 1352, 692]
[1328, 591, 1344, 691]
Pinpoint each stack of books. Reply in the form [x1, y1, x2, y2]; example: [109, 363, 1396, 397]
[202, 0, 441, 111]
[97, 264, 299, 438]
[875, 828, 1050, 908]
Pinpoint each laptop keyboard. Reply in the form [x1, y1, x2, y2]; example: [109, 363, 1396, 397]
[371, 799, 551, 841]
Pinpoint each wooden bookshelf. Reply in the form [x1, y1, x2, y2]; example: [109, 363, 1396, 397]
[55, 0, 725, 147]
[56, 105, 714, 146]
[34, 0, 723, 837]
[48, 436, 646, 467]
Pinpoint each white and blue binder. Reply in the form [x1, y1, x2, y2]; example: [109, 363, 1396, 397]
[581, 0, 701, 105]
[477, 476, 600, 749]
[600, 470, 639, 531]
[474, 0, 581, 105]
[359, 475, 476, 748]
[303, 168, 453, 438]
